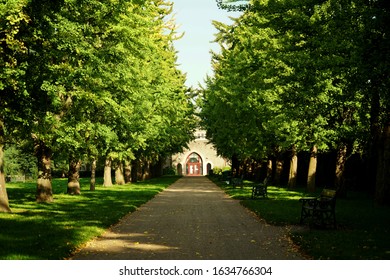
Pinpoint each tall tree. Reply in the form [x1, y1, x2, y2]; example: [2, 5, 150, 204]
[0, 120, 10, 212]
[361, 0, 390, 204]
[203, 0, 385, 196]
[2, 0, 196, 205]
[0, 0, 30, 211]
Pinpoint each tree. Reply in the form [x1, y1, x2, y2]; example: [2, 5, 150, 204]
[0, 121, 10, 212]
[203, 0, 386, 198]
[1, 0, 196, 206]
[113, 0, 195, 182]
[360, 0, 390, 204]
[0, 0, 31, 211]
[216, 0, 249, 11]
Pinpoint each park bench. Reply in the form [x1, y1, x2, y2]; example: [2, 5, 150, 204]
[251, 177, 269, 199]
[232, 175, 244, 188]
[221, 170, 232, 184]
[5, 175, 26, 183]
[299, 189, 337, 229]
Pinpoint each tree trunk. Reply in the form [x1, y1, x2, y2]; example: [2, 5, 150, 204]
[153, 158, 164, 178]
[34, 139, 53, 202]
[307, 145, 317, 193]
[0, 139, 11, 212]
[67, 157, 81, 195]
[375, 120, 390, 205]
[274, 153, 283, 186]
[231, 154, 239, 178]
[335, 143, 348, 197]
[115, 161, 125, 185]
[90, 158, 97, 191]
[142, 160, 151, 180]
[124, 159, 131, 183]
[131, 159, 138, 183]
[288, 145, 298, 188]
[103, 156, 113, 187]
[367, 88, 381, 192]
[266, 158, 272, 179]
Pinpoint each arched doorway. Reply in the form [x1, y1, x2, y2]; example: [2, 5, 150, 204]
[177, 163, 183, 176]
[186, 152, 203, 176]
[207, 163, 212, 175]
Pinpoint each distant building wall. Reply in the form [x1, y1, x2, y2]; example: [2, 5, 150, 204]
[168, 130, 229, 176]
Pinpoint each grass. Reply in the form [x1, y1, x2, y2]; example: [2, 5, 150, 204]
[0, 176, 180, 260]
[2, 175, 389, 260]
[212, 177, 390, 260]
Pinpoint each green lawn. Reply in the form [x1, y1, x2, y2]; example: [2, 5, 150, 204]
[214, 178, 390, 260]
[2, 175, 389, 260]
[0, 176, 180, 260]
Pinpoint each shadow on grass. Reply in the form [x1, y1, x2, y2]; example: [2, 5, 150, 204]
[211, 177, 390, 260]
[0, 176, 180, 259]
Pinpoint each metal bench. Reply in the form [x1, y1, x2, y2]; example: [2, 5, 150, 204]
[299, 189, 337, 228]
[251, 177, 269, 199]
[232, 176, 244, 188]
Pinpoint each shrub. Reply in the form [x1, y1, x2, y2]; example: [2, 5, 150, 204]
[163, 166, 176, 175]
[212, 167, 222, 176]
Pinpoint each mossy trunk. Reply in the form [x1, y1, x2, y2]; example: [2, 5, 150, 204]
[67, 158, 81, 195]
[288, 145, 298, 189]
[0, 140, 11, 212]
[90, 158, 97, 191]
[115, 161, 125, 185]
[103, 156, 113, 187]
[34, 139, 53, 202]
[307, 145, 317, 193]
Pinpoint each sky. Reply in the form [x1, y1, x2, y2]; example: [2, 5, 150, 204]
[171, 1, 242, 88]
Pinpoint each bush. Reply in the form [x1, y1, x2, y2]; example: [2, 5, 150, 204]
[4, 145, 37, 178]
[222, 166, 232, 172]
[211, 166, 232, 181]
[212, 167, 222, 176]
[163, 166, 176, 175]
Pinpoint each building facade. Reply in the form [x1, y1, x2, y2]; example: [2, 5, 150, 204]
[169, 129, 229, 176]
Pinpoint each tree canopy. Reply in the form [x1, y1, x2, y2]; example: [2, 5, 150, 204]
[203, 0, 389, 203]
[1, 0, 195, 208]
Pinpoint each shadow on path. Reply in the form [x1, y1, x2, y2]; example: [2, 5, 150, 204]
[71, 177, 304, 260]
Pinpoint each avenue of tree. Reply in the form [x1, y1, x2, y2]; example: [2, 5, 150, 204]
[0, 0, 195, 212]
[201, 0, 389, 204]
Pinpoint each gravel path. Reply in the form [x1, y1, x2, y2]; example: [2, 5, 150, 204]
[71, 176, 304, 260]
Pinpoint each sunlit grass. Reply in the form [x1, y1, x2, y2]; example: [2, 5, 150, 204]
[0, 176, 180, 260]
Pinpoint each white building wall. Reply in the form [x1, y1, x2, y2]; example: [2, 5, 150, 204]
[170, 130, 229, 176]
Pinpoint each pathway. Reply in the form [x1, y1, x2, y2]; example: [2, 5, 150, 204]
[71, 176, 304, 260]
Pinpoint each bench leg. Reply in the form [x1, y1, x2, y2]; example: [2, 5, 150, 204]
[311, 210, 337, 229]
[300, 207, 313, 225]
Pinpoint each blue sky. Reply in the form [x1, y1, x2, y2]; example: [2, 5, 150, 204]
[171, 1, 241, 88]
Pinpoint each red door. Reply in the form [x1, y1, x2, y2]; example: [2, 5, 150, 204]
[186, 152, 202, 176]
[187, 162, 201, 176]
